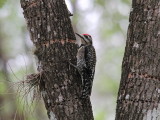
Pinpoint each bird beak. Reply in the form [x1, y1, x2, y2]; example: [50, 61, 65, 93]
[75, 33, 84, 39]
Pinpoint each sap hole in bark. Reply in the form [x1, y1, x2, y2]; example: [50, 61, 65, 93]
[125, 94, 130, 100]
[133, 42, 139, 48]
[50, 111, 57, 120]
[61, 40, 65, 45]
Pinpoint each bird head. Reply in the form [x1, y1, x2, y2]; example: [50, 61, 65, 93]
[75, 33, 92, 45]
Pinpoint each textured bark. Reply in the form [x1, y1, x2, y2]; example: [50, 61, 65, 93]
[20, 0, 94, 120]
[115, 0, 160, 120]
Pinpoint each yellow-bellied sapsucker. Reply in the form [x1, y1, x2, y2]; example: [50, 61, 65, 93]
[70, 33, 96, 98]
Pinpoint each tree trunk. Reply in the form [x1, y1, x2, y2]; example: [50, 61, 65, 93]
[115, 0, 160, 120]
[20, 0, 94, 120]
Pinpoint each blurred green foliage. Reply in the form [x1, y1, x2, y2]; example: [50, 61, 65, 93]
[95, 110, 106, 120]
[0, 0, 7, 8]
[0, 0, 131, 119]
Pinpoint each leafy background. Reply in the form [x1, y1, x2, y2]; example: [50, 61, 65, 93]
[0, 0, 131, 119]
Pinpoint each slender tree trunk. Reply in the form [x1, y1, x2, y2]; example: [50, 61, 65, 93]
[115, 0, 160, 120]
[20, 0, 94, 120]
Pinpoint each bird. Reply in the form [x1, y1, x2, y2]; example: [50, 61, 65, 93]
[69, 33, 96, 98]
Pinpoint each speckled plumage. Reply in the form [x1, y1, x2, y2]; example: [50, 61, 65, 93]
[75, 33, 96, 98]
